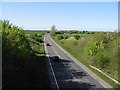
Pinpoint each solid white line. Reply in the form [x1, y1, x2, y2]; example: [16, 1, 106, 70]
[49, 35, 97, 80]
[62, 61, 67, 67]
[98, 81, 106, 88]
[44, 36, 59, 90]
[49, 35, 109, 88]
[48, 57, 60, 90]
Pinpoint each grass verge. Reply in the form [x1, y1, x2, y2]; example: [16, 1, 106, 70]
[51, 35, 119, 89]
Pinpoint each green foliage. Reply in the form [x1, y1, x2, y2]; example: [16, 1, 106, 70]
[64, 35, 69, 39]
[57, 35, 64, 40]
[50, 25, 57, 36]
[55, 30, 96, 35]
[97, 54, 110, 68]
[74, 34, 80, 40]
[2, 20, 34, 87]
[86, 41, 104, 56]
[28, 33, 43, 43]
[2, 20, 51, 88]
[72, 40, 78, 46]
[52, 31, 119, 88]
[61, 41, 64, 44]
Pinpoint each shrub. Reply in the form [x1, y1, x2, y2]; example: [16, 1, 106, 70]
[74, 35, 80, 40]
[86, 41, 104, 56]
[97, 54, 110, 68]
[2, 20, 33, 86]
[64, 35, 69, 39]
[57, 35, 64, 40]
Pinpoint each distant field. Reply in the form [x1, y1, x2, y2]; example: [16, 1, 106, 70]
[60, 34, 90, 37]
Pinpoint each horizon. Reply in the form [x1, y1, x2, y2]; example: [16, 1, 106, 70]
[23, 29, 116, 32]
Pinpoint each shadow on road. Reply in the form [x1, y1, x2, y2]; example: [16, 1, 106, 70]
[48, 56, 96, 89]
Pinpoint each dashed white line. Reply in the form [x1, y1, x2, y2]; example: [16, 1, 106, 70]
[62, 61, 67, 67]
[50, 35, 97, 80]
[71, 73, 77, 80]
[48, 57, 60, 90]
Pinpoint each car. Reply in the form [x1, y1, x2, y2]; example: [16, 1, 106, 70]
[46, 43, 50, 46]
[52, 56, 60, 61]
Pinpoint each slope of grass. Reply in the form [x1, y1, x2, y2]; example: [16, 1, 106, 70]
[23, 37, 51, 88]
[51, 32, 119, 89]
[3, 35, 51, 88]
[2, 20, 51, 88]
[23, 30, 47, 35]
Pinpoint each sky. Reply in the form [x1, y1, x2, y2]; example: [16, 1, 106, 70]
[1, 2, 118, 31]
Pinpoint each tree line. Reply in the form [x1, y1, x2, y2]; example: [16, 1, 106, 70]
[1, 20, 35, 87]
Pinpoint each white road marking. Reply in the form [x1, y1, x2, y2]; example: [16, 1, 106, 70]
[71, 73, 77, 80]
[98, 81, 107, 88]
[48, 57, 60, 90]
[62, 61, 67, 67]
[49, 35, 109, 88]
[44, 36, 59, 90]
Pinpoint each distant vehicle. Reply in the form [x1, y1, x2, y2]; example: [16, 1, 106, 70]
[46, 43, 50, 46]
[90, 83, 95, 86]
[52, 56, 60, 61]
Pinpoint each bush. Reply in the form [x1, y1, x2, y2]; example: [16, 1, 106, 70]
[86, 41, 104, 56]
[64, 35, 69, 39]
[97, 54, 110, 68]
[74, 35, 80, 40]
[2, 20, 33, 87]
[57, 35, 64, 40]
[61, 41, 64, 44]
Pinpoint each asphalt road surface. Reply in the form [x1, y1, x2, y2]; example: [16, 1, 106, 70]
[44, 33, 112, 90]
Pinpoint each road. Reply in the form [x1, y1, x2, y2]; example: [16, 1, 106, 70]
[44, 33, 112, 90]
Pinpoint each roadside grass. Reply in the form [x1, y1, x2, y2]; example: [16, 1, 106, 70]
[89, 66, 119, 89]
[3, 34, 51, 88]
[51, 34, 119, 89]
[24, 35, 51, 88]
[23, 30, 47, 35]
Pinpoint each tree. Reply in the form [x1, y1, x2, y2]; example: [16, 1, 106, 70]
[50, 25, 57, 36]
[57, 35, 64, 40]
[74, 35, 80, 40]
